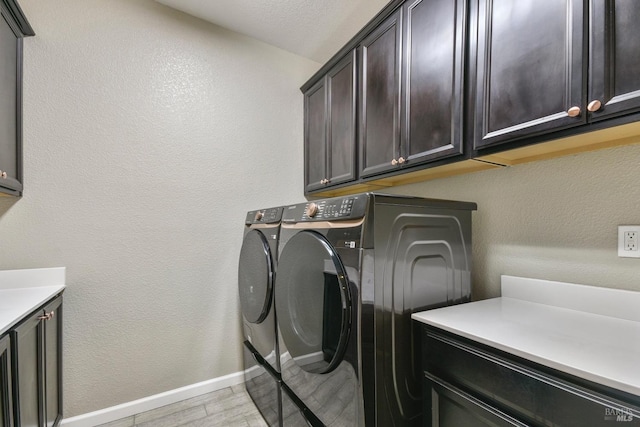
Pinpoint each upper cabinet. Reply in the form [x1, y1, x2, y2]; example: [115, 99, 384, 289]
[359, 0, 466, 179]
[473, 0, 640, 151]
[359, 10, 402, 178]
[301, 0, 640, 196]
[401, 0, 465, 166]
[0, 0, 34, 197]
[589, 0, 640, 122]
[303, 51, 357, 193]
[472, 0, 586, 149]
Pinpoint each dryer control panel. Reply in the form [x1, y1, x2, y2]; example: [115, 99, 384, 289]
[245, 207, 283, 225]
[283, 194, 368, 222]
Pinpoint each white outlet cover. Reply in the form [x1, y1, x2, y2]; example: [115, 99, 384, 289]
[618, 225, 640, 258]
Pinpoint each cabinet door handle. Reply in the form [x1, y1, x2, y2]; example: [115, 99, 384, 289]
[398, 157, 406, 164]
[567, 106, 581, 117]
[587, 100, 602, 112]
[38, 311, 55, 321]
[391, 159, 398, 166]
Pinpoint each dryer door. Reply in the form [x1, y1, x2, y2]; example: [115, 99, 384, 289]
[275, 230, 351, 374]
[238, 229, 274, 324]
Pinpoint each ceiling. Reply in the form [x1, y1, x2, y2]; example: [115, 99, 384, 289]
[155, 0, 390, 63]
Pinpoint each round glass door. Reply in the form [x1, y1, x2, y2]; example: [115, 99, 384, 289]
[238, 229, 273, 324]
[275, 230, 351, 374]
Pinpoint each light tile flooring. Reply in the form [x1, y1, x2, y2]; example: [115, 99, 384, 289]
[96, 385, 268, 427]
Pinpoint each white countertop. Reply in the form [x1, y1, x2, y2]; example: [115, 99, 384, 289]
[0, 267, 66, 336]
[412, 275, 640, 396]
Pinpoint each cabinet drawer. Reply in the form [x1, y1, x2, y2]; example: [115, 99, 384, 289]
[423, 328, 640, 426]
[424, 373, 526, 427]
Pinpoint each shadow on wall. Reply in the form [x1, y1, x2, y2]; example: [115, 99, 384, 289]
[0, 197, 19, 217]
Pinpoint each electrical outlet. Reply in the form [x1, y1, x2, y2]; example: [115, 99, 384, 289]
[618, 226, 640, 258]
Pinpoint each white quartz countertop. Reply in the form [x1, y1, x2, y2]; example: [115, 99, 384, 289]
[412, 275, 640, 397]
[0, 268, 66, 336]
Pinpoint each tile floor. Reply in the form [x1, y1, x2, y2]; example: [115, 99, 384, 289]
[96, 385, 268, 427]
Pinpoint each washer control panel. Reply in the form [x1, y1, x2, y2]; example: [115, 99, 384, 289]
[283, 195, 368, 222]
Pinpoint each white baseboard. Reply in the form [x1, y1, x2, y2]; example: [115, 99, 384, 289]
[61, 371, 245, 427]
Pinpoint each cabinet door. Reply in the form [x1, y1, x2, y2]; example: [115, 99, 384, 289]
[402, 0, 465, 166]
[0, 335, 12, 427]
[304, 78, 327, 193]
[0, 11, 23, 195]
[13, 311, 41, 427]
[424, 375, 526, 427]
[12, 297, 62, 427]
[589, 0, 640, 121]
[326, 51, 356, 187]
[42, 298, 61, 427]
[473, 0, 585, 150]
[359, 9, 402, 178]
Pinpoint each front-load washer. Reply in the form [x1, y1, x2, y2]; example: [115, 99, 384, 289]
[274, 193, 477, 426]
[238, 206, 283, 426]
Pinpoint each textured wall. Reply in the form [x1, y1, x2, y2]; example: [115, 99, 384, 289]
[386, 143, 640, 299]
[0, 0, 318, 417]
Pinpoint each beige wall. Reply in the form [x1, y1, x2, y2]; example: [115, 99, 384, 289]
[385, 143, 640, 300]
[0, 0, 318, 417]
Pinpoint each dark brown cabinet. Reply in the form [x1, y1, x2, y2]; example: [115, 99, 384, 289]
[473, 0, 640, 151]
[359, 10, 402, 178]
[12, 297, 62, 427]
[472, 0, 586, 150]
[360, 0, 465, 179]
[0, 335, 12, 427]
[302, 0, 640, 195]
[304, 51, 357, 193]
[422, 327, 640, 427]
[0, 0, 33, 197]
[424, 375, 524, 427]
[401, 0, 465, 166]
[589, 0, 640, 122]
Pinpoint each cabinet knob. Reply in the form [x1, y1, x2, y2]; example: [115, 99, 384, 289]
[391, 159, 398, 166]
[398, 157, 406, 164]
[567, 106, 581, 117]
[0, 170, 5, 179]
[587, 100, 602, 112]
[324, 178, 330, 185]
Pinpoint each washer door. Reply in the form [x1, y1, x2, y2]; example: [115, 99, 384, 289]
[276, 230, 351, 374]
[238, 229, 274, 324]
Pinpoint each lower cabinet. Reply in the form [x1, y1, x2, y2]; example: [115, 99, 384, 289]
[424, 374, 524, 427]
[12, 296, 62, 427]
[422, 327, 640, 427]
[1, 334, 12, 427]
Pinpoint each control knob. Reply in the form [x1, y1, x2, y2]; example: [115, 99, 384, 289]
[306, 203, 318, 218]
[254, 211, 264, 221]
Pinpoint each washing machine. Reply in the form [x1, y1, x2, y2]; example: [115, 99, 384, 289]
[274, 193, 477, 426]
[239, 206, 315, 427]
[238, 206, 283, 426]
